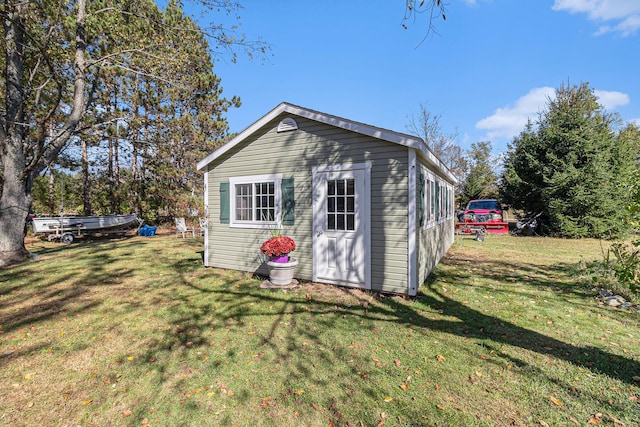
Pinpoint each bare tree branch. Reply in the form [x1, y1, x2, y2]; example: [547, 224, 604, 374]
[402, 0, 448, 47]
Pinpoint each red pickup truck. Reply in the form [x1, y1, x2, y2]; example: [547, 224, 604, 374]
[456, 199, 509, 236]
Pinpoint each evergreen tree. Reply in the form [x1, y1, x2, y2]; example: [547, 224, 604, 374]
[500, 82, 636, 238]
[461, 141, 498, 204]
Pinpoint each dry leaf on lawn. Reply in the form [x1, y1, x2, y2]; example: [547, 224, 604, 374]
[548, 396, 564, 407]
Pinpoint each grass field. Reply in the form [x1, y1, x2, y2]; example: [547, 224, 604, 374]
[1, 233, 639, 426]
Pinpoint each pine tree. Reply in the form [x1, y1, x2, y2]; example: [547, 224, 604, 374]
[500, 82, 636, 238]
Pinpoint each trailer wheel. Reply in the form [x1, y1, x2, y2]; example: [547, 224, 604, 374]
[61, 233, 74, 244]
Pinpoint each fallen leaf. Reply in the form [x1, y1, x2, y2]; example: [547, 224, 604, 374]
[311, 402, 319, 410]
[383, 396, 393, 402]
[394, 359, 401, 367]
[81, 399, 93, 406]
[607, 414, 626, 426]
[295, 389, 305, 395]
[629, 395, 639, 402]
[121, 409, 133, 418]
[435, 383, 441, 391]
[537, 421, 549, 427]
[588, 413, 603, 424]
[399, 384, 410, 390]
[436, 404, 446, 411]
[549, 396, 564, 407]
[436, 355, 445, 362]
[568, 416, 580, 425]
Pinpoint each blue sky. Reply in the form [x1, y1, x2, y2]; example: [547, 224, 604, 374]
[179, 0, 640, 155]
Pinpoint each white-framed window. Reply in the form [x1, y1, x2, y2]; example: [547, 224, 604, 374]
[229, 174, 282, 228]
[441, 182, 454, 220]
[438, 181, 451, 222]
[422, 169, 437, 229]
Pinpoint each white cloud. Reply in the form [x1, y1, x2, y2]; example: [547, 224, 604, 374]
[630, 118, 640, 126]
[593, 89, 629, 109]
[476, 87, 630, 140]
[475, 87, 554, 139]
[553, 0, 640, 36]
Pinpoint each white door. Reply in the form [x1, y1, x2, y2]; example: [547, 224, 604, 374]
[313, 164, 370, 289]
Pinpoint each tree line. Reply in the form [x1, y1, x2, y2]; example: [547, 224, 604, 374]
[411, 82, 640, 239]
[1, 0, 265, 263]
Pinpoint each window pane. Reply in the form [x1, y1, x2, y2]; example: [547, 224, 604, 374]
[347, 196, 354, 213]
[245, 181, 275, 223]
[346, 179, 355, 195]
[235, 184, 252, 221]
[337, 214, 345, 230]
[337, 180, 345, 195]
[328, 214, 335, 230]
[327, 180, 335, 196]
[328, 197, 335, 213]
[337, 196, 345, 213]
[346, 214, 355, 230]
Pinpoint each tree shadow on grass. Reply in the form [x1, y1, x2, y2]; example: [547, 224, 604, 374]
[373, 256, 640, 387]
[3, 236, 637, 425]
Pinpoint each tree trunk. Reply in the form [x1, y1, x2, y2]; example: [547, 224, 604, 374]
[0, 3, 30, 264]
[81, 138, 91, 215]
[0, 0, 87, 264]
[48, 165, 55, 215]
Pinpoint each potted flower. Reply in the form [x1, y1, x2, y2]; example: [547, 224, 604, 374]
[261, 235, 296, 262]
[260, 235, 298, 286]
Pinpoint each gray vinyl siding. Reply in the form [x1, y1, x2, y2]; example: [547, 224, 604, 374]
[416, 159, 456, 288]
[205, 114, 409, 293]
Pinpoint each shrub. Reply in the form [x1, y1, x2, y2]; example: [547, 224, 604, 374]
[587, 241, 640, 302]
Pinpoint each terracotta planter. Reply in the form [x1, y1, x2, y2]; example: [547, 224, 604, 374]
[266, 256, 298, 286]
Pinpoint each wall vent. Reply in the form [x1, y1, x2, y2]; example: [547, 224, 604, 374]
[277, 117, 298, 132]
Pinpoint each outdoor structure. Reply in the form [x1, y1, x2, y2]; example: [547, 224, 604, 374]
[197, 103, 457, 296]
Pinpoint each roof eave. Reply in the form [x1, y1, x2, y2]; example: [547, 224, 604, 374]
[198, 102, 457, 184]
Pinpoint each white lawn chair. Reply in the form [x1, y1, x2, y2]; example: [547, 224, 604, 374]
[175, 217, 195, 238]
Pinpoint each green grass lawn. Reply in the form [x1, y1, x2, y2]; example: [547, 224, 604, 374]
[1, 234, 638, 426]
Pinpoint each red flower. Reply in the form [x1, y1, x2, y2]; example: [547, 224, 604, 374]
[260, 236, 296, 257]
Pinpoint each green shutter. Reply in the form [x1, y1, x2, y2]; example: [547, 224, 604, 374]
[281, 177, 295, 225]
[220, 182, 230, 224]
[418, 172, 425, 227]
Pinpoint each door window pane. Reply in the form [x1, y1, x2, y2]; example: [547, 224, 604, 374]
[326, 178, 356, 231]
